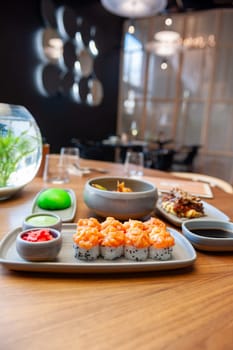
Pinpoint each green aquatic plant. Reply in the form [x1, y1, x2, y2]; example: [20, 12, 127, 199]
[0, 128, 37, 187]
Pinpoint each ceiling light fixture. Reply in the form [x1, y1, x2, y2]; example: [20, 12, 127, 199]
[165, 17, 172, 26]
[146, 41, 181, 57]
[160, 60, 168, 70]
[100, 0, 167, 18]
[128, 24, 135, 34]
[145, 30, 182, 57]
[154, 30, 181, 42]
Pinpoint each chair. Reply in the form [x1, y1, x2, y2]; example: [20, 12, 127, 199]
[172, 145, 201, 172]
[149, 149, 176, 171]
[171, 171, 233, 194]
[71, 138, 115, 161]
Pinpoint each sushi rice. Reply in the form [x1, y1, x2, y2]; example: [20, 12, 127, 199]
[149, 246, 173, 261]
[124, 245, 148, 261]
[74, 244, 99, 261]
[100, 245, 124, 260]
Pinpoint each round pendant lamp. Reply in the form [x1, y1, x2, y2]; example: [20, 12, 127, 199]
[100, 0, 167, 18]
[145, 30, 182, 57]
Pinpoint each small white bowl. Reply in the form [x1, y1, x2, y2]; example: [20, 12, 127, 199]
[182, 219, 233, 251]
[22, 213, 62, 231]
[83, 176, 158, 220]
[16, 228, 62, 261]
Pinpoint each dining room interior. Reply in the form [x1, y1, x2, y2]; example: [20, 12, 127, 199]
[2, 2, 233, 350]
[0, 0, 233, 183]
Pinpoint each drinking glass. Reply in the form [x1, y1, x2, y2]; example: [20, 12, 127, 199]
[124, 151, 144, 177]
[43, 154, 69, 184]
[60, 147, 80, 175]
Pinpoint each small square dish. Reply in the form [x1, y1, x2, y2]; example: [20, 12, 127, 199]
[31, 189, 76, 222]
[156, 198, 229, 227]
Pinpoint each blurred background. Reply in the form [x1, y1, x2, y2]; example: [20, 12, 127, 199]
[0, 0, 233, 182]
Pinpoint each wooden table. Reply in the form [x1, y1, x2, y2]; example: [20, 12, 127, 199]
[1, 160, 233, 350]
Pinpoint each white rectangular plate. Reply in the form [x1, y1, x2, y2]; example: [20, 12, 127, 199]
[31, 189, 76, 222]
[0, 224, 196, 274]
[156, 199, 229, 227]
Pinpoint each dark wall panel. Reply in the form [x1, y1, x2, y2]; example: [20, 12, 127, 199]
[0, 1, 123, 152]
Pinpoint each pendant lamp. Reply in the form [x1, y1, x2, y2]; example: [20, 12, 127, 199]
[145, 30, 182, 57]
[100, 0, 167, 18]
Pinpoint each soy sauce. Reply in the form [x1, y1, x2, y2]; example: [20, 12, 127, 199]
[191, 228, 233, 238]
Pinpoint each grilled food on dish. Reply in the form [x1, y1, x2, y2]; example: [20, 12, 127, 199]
[160, 188, 205, 218]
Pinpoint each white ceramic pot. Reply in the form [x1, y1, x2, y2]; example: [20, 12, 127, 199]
[83, 176, 158, 220]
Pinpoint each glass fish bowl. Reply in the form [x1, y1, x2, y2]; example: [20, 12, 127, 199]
[0, 103, 42, 200]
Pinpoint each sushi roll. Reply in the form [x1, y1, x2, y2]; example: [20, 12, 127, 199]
[123, 219, 150, 261]
[100, 217, 125, 260]
[73, 218, 101, 261]
[148, 228, 175, 261]
[144, 217, 175, 260]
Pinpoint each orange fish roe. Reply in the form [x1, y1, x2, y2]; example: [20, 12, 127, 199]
[149, 229, 175, 249]
[144, 217, 167, 234]
[124, 220, 150, 248]
[100, 217, 125, 247]
[77, 217, 101, 230]
[123, 219, 147, 232]
[101, 217, 125, 232]
[125, 230, 150, 248]
[73, 226, 100, 250]
[100, 229, 125, 247]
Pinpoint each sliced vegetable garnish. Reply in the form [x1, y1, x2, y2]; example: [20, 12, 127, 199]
[92, 184, 107, 190]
